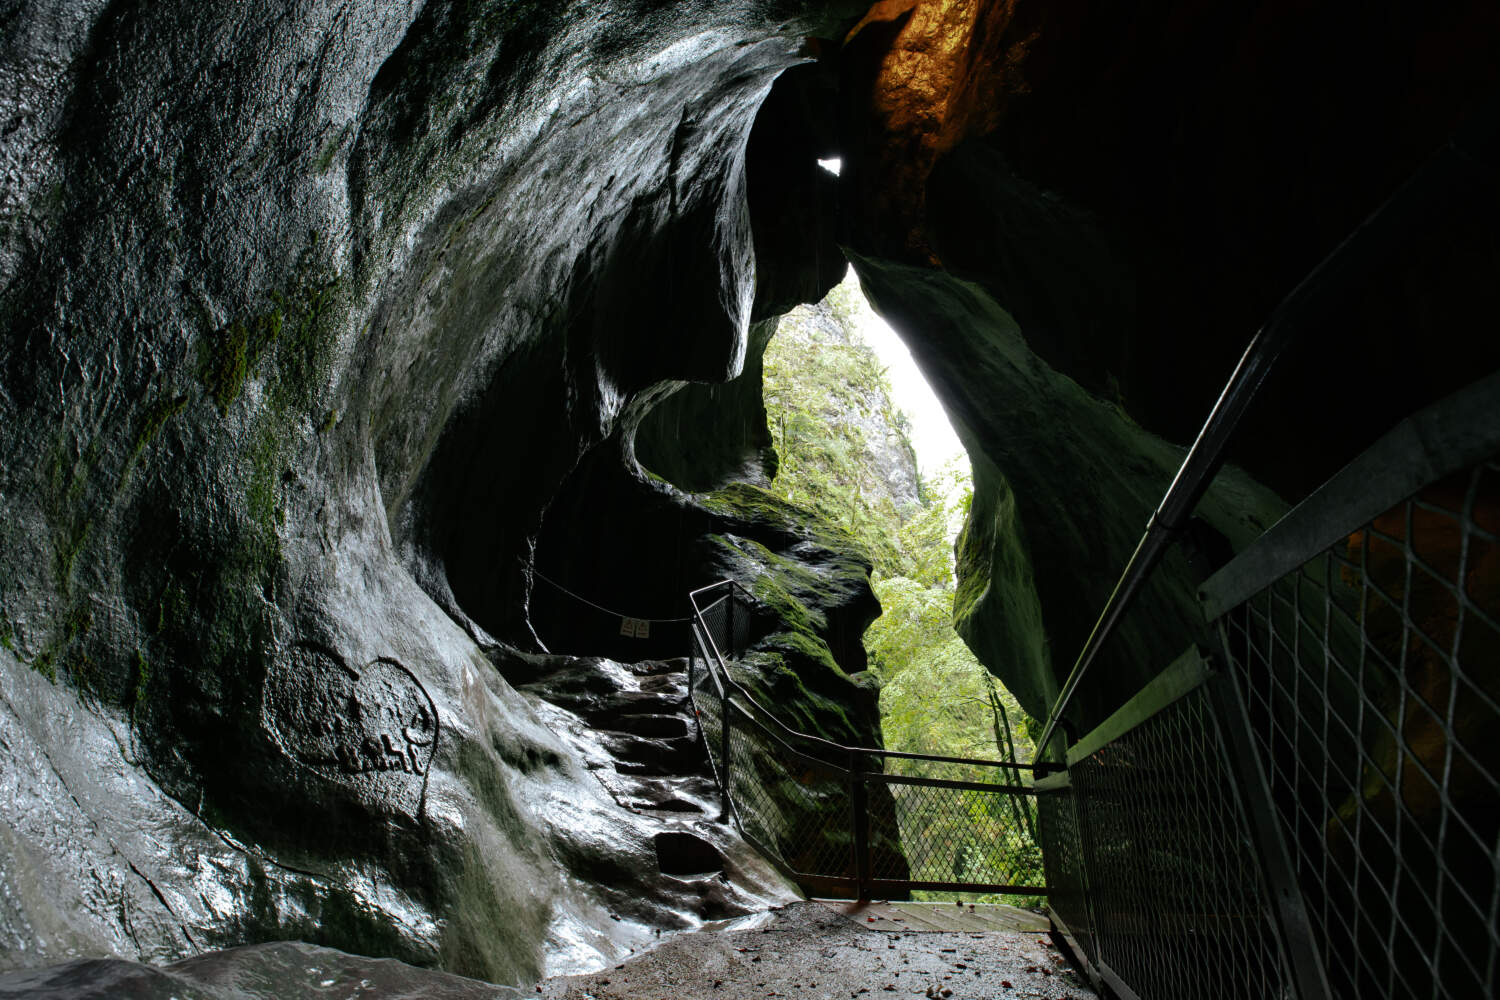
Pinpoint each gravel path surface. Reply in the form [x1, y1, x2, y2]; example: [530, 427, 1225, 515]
[535, 901, 1095, 1000]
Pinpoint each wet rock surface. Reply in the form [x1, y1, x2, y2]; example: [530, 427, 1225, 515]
[0, 0, 865, 979]
[5, 0, 1496, 987]
[499, 650, 799, 928]
[504, 655, 721, 818]
[0, 903, 1094, 1000]
[0, 940, 525, 999]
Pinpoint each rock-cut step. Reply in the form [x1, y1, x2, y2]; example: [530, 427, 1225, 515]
[512, 655, 717, 816]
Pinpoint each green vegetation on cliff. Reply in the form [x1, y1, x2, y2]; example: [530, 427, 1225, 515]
[762, 281, 1037, 767]
[763, 282, 917, 578]
[762, 279, 1043, 901]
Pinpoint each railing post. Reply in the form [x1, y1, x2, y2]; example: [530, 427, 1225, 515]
[1202, 657, 1330, 1000]
[718, 692, 733, 823]
[724, 583, 735, 657]
[849, 749, 871, 900]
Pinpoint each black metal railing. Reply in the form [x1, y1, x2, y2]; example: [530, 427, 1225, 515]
[1037, 383, 1500, 1000]
[688, 580, 1047, 899]
[1038, 649, 1317, 1000]
[1029, 98, 1499, 1000]
[1200, 372, 1500, 1000]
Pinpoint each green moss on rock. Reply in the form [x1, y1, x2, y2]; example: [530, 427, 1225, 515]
[695, 483, 882, 749]
[196, 234, 343, 420]
[27, 605, 94, 686]
[132, 393, 189, 459]
[132, 649, 151, 708]
[200, 310, 282, 416]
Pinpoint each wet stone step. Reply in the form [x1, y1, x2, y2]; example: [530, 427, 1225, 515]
[626, 658, 687, 677]
[623, 794, 703, 813]
[602, 714, 691, 739]
[612, 744, 705, 776]
[611, 774, 719, 813]
[584, 691, 684, 719]
[636, 672, 687, 694]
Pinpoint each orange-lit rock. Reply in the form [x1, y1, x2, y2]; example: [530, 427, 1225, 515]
[844, 0, 1041, 260]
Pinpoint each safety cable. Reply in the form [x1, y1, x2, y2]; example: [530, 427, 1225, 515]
[531, 566, 693, 624]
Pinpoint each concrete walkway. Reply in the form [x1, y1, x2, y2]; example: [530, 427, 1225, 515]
[815, 901, 1050, 935]
[536, 900, 1095, 1000]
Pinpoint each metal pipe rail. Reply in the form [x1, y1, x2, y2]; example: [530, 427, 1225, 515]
[1033, 94, 1500, 760]
[687, 579, 1046, 900]
[1030, 95, 1500, 1000]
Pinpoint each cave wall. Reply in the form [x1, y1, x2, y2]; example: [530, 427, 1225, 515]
[632, 60, 846, 495]
[0, 0, 869, 978]
[850, 256, 1287, 729]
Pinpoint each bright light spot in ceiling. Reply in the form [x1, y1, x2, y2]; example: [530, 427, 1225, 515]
[816, 157, 843, 176]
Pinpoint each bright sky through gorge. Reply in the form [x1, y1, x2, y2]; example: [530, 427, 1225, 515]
[835, 265, 966, 479]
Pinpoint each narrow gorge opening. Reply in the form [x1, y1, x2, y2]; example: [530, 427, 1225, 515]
[757, 266, 1043, 904]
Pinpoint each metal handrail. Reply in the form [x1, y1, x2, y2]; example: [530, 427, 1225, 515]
[1032, 97, 1500, 760]
[688, 578, 1048, 898]
[689, 579, 1035, 772]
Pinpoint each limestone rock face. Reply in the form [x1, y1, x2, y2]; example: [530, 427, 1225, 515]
[769, 297, 921, 516]
[0, 0, 865, 981]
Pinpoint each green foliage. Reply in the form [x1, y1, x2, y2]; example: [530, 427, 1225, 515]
[897, 460, 971, 589]
[763, 298, 916, 579]
[867, 577, 1035, 764]
[761, 273, 1046, 894]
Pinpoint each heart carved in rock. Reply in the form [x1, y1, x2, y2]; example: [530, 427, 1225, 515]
[263, 645, 439, 811]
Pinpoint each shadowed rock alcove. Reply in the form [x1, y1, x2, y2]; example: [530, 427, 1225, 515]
[654, 832, 726, 879]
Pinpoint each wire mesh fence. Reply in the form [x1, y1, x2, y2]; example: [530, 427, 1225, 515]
[1211, 459, 1500, 999]
[690, 624, 728, 804]
[687, 580, 1047, 899]
[725, 698, 858, 889]
[1036, 649, 1304, 999]
[867, 759, 1045, 893]
[1036, 773, 1094, 961]
[1075, 673, 1298, 998]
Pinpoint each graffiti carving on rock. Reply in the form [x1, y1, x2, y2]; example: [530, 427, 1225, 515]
[263, 645, 439, 813]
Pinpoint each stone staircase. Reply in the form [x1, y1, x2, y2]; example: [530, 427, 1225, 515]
[511, 655, 721, 818]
